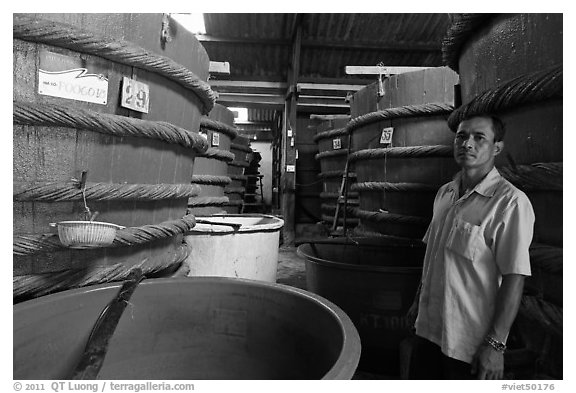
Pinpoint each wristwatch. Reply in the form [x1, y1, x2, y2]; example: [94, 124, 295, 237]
[484, 335, 507, 352]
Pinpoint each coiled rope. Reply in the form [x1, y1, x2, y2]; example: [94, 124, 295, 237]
[14, 241, 190, 300]
[13, 214, 197, 256]
[349, 145, 454, 163]
[190, 175, 231, 186]
[225, 186, 246, 195]
[187, 196, 229, 208]
[447, 65, 563, 131]
[197, 147, 235, 162]
[313, 127, 348, 143]
[320, 191, 359, 199]
[499, 163, 562, 191]
[229, 174, 248, 182]
[13, 14, 216, 114]
[231, 143, 253, 153]
[352, 207, 430, 227]
[317, 171, 357, 179]
[229, 160, 250, 168]
[441, 13, 498, 72]
[14, 181, 201, 202]
[351, 182, 440, 193]
[519, 295, 562, 337]
[14, 101, 209, 153]
[529, 243, 563, 274]
[315, 149, 348, 160]
[347, 102, 454, 133]
[200, 117, 239, 140]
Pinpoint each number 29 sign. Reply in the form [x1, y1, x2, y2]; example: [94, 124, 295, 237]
[121, 77, 150, 113]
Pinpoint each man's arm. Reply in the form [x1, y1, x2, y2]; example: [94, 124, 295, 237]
[471, 274, 525, 379]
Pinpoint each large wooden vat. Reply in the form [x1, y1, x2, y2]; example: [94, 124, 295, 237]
[313, 115, 358, 227]
[13, 14, 213, 301]
[189, 104, 238, 215]
[443, 13, 563, 379]
[348, 67, 459, 239]
[224, 135, 252, 214]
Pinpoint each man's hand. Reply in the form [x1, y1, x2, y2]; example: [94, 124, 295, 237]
[471, 345, 504, 379]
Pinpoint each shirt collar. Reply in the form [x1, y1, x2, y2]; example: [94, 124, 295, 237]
[450, 167, 501, 198]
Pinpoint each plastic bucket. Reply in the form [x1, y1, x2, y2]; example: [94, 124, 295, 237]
[297, 236, 424, 376]
[13, 277, 361, 380]
[184, 214, 284, 282]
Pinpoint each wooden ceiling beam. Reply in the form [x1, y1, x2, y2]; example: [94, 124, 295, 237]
[196, 35, 441, 52]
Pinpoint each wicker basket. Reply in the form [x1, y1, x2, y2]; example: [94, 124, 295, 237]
[50, 221, 124, 249]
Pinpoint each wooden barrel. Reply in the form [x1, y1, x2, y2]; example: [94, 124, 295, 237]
[313, 115, 359, 227]
[189, 104, 238, 215]
[445, 13, 562, 248]
[13, 13, 213, 301]
[348, 67, 459, 239]
[443, 13, 563, 379]
[224, 135, 252, 214]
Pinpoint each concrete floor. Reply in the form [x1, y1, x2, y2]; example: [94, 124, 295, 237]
[274, 245, 394, 380]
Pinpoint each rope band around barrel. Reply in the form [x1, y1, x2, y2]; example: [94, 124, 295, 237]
[187, 196, 229, 208]
[14, 181, 201, 202]
[197, 147, 235, 162]
[13, 14, 215, 114]
[317, 171, 357, 179]
[441, 14, 498, 72]
[499, 162, 562, 191]
[447, 65, 563, 131]
[229, 174, 248, 182]
[224, 186, 246, 195]
[231, 143, 253, 153]
[229, 160, 250, 168]
[349, 145, 453, 163]
[347, 102, 454, 133]
[13, 214, 197, 256]
[313, 127, 348, 143]
[351, 182, 441, 193]
[200, 117, 239, 140]
[352, 207, 430, 227]
[190, 175, 231, 186]
[14, 241, 190, 300]
[315, 149, 348, 160]
[519, 295, 562, 337]
[14, 101, 209, 153]
[320, 191, 359, 199]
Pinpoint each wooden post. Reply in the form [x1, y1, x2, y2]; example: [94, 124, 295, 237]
[280, 14, 302, 246]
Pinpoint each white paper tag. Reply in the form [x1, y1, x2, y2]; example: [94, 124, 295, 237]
[380, 127, 394, 144]
[120, 77, 150, 113]
[38, 68, 108, 105]
[333, 138, 342, 150]
[286, 165, 295, 173]
[212, 132, 220, 147]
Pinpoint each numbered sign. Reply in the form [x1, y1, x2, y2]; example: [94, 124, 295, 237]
[380, 127, 394, 144]
[332, 138, 342, 150]
[121, 77, 150, 113]
[212, 132, 220, 147]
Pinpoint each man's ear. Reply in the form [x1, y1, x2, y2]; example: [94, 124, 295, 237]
[494, 141, 504, 156]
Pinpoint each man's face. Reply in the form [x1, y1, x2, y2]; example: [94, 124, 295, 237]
[453, 116, 502, 171]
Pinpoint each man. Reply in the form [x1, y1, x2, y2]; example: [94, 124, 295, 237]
[407, 115, 535, 379]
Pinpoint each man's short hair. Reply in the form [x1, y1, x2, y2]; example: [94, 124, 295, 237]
[459, 114, 506, 142]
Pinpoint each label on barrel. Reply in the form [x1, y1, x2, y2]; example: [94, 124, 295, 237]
[121, 77, 150, 113]
[38, 51, 108, 105]
[380, 127, 394, 145]
[332, 138, 342, 150]
[212, 132, 220, 147]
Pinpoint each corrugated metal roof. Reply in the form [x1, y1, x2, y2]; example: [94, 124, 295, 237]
[200, 13, 451, 122]
[201, 13, 449, 80]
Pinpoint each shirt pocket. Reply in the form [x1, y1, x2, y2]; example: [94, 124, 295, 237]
[445, 218, 482, 262]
